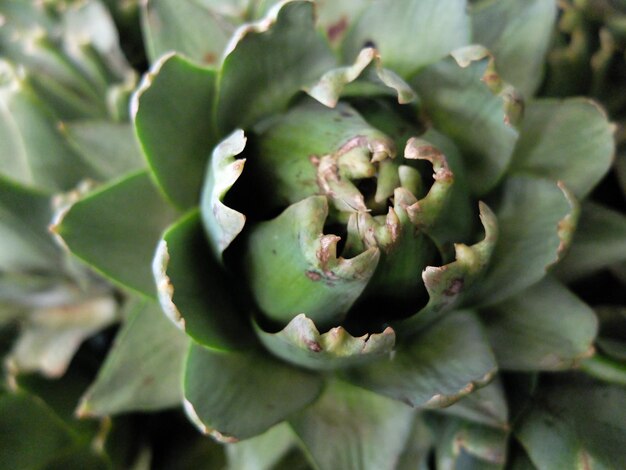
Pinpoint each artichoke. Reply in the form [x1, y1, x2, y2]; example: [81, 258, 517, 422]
[2, 0, 626, 468]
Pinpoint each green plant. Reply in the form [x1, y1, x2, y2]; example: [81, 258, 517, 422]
[2, 1, 626, 468]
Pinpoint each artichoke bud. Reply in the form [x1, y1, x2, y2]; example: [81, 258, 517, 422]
[315, 134, 395, 213]
[237, 101, 459, 330]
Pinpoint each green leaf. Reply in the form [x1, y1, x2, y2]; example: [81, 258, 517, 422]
[133, 53, 217, 208]
[77, 300, 189, 416]
[61, 121, 146, 182]
[0, 175, 59, 272]
[254, 314, 395, 371]
[437, 379, 509, 429]
[411, 47, 520, 195]
[250, 98, 395, 213]
[200, 129, 247, 259]
[515, 379, 626, 470]
[55, 170, 177, 297]
[153, 210, 253, 350]
[400, 202, 497, 332]
[470, 175, 577, 306]
[243, 196, 380, 329]
[432, 417, 508, 470]
[555, 202, 626, 282]
[341, 0, 470, 78]
[303, 46, 416, 107]
[479, 277, 597, 371]
[345, 310, 497, 409]
[471, 0, 557, 97]
[396, 416, 433, 470]
[0, 63, 98, 191]
[226, 423, 297, 470]
[314, 0, 371, 46]
[183, 342, 324, 441]
[289, 380, 416, 470]
[594, 307, 626, 362]
[215, 1, 336, 133]
[580, 354, 626, 387]
[0, 391, 105, 470]
[510, 99, 614, 198]
[140, 0, 235, 65]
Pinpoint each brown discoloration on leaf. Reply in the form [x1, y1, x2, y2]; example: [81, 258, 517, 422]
[305, 270, 322, 281]
[203, 52, 216, 65]
[209, 429, 239, 444]
[327, 15, 348, 42]
[443, 278, 464, 297]
[305, 339, 323, 352]
[552, 181, 580, 266]
[579, 449, 592, 470]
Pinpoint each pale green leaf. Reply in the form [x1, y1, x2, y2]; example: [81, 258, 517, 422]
[77, 300, 189, 416]
[183, 343, 324, 441]
[290, 380, 416, 470]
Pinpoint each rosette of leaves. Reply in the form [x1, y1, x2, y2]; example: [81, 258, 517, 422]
[0, 2, 151, 466]
[52, 0, 622, 468]
[0, 0, 150, 377]
[536, 0, 626, 395]
[542, 0, 626, 116]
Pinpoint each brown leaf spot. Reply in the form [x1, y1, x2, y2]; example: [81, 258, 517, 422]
[327, 16, 348, 42]
[142, 376, 155, 386]
[443, 278, 464, 297]
[305, 339, 323, 352]
[306, 270, 322, 281]
[203, 52, 216, 65]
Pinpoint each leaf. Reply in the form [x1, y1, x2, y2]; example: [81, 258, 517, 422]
[183, 342, 324, 441]
[250, 98, 395, 214]
[341, 0, 470, 78]
[289, 380, 416, 470]
[215, 1, 336, 133]
[140, 0, 235, 65]
[437, 379, 509, 429]
[515, 379, 626, 470]
[0, 65, 98, 191]
[470, 175, 577, 306]
[479, 277, 597, 371]
[411, 47, 520, 195]
[61, 121, 146, 181]
[8, 296, 118, 378]
[153, 210, 253, 350]
[580, 354, 626, 387]
[254, 314, 395, 371]
[471, 0, 557, 97]
[510, 99, 614, 198]
[555, 202, 626, 282]
[133, 53, 218, 208]
[226, 423, 297, 470]
[303, 46, 416, 107]
[0, 175, 59, 272]
[400, 202, 498, 332]
[243, 196, 380, 330]
[344, 310, 497, 409]
[54, 170, 178, 297]
[431, 417, 508, 470]
[396, 416, 433, 470]
[0, 391, 107, 470]
[200, 129, 247, 259]
[77, 300, 189, 416]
